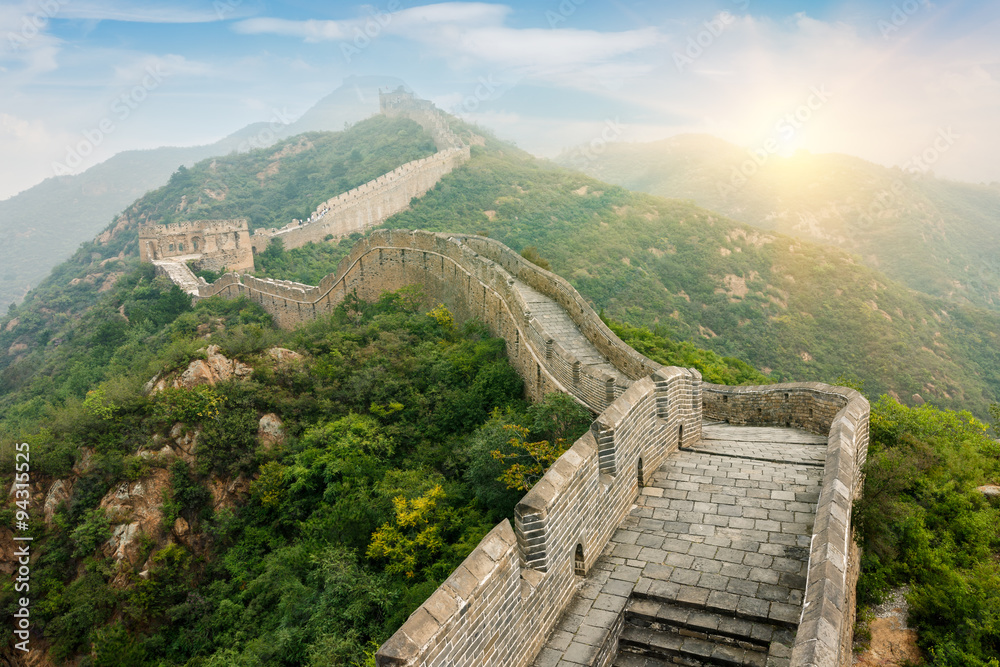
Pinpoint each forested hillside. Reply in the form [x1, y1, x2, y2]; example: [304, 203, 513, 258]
[387, 144, 1000, 416]
[556, 135, 1000, 312]
[0, 115, 437, 407]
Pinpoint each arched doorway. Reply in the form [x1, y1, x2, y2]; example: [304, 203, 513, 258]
[574, 544, 585, 576]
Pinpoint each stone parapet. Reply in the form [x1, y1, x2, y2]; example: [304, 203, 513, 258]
[378, 367, 703, 667]
[702, 382, 870, 667]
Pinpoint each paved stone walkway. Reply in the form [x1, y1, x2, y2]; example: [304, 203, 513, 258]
[512, 280, 623, 383]
[531, 424, 825, 667]
[152, 258, 201, 295]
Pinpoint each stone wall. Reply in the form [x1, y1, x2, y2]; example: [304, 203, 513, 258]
[248, 89, 469, 254]
[378, 369, 703, 667]
[249, 148, 469, 253]
[139, 219, 254, 273]
[380, 87, 464, 151]
[180, 230, 869, 667]
[701, 383, 870, 667]
[200, 230, 657, 413]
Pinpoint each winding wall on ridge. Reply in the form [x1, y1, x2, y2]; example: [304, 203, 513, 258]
[249, 88, 470, 253]
[182, 229, 869, 667]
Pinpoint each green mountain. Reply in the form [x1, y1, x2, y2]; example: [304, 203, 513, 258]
[1, 106, 999, 667]
[0, 75, 403, 312]
[373, 141, 996, 416]
[7, 116, 999, 418]
[556, 134, 1000, 312]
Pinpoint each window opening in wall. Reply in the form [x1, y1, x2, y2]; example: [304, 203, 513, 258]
[678, 424, 684, 448]
[723, 395, 728, 403]
[637, 458, 644, 488]
[168, 244, 175, 252]
[784, 393, 789, 401]
[178, 243, 184, 252]
[574, 544, 585, 576]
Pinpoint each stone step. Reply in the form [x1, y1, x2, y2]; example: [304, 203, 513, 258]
[618, 625, 768, 667]
[612, 651, 674, 667]
[625, 598, 788, 651]
[634, 585, 801, 630]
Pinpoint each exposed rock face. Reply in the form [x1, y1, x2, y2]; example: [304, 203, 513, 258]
[977, 484, 1000, 498]
[149, 344, 252, 393]
[73, 448, 95, 475]
[169, 423, 199, 464]
[854, 587, 921, 666]
[258, 413, 286, 449]
[267, 347, 303, 364]
[210, 475, 250, 511]
[44, 480, 71, 524]
[99, 469, 170, 566]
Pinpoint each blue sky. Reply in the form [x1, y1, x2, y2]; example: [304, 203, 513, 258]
[1, 0, 998, 199]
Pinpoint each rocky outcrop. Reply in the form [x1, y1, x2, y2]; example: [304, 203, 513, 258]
[43, 480, 71, 525]
[258, 413, 286, 449]
[267, 347, 303, 364]
[99, 469, 171, 566]
[148, 344, 253, 393]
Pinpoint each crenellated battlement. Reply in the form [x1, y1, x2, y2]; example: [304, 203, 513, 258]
[139, 218, 254, 273]
[143, 91, 866, 667]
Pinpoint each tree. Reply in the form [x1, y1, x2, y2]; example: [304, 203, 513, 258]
[491, 423, 570, 492]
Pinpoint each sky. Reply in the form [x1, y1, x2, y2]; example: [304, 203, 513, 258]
[0, 0, 998, 200]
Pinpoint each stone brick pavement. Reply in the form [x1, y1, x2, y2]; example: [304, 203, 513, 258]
[531, 424, 825, 667]
[512, 280, 624, 382]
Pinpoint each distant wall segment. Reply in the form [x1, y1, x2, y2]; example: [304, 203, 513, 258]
[249, 147, 469, 253]
[249, 88, 470, 253]
[139, 219, 254, 273]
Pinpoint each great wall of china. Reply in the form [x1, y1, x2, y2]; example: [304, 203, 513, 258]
[141, 94, 869, 667]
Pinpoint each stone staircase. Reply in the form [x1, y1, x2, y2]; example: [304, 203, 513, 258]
[614, 594, 795, 667]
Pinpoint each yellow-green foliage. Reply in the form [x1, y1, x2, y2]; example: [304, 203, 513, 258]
[426, 303, 455, 330]
[490, 423, 570, 492]
[367, 485, 447, 578]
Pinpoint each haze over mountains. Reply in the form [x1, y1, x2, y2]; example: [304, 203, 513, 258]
[0, 75, 404, 311]
[557, 135, 1000, 312]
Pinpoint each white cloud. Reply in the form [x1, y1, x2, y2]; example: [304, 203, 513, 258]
[58, 0, 254, 23]
[233, 2, 661, 85]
